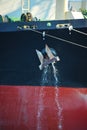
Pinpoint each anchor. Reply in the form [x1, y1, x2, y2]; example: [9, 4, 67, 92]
[36, 44, 60, 70]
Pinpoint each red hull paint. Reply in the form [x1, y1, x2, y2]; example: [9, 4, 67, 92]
[0, 86, 87, 130]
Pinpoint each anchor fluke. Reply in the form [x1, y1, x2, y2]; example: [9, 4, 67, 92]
[36, 44, 60, 70]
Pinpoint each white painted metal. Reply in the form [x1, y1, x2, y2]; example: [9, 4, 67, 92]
[21, 0, 30, 13]
[81, 0, 87, 9]
[55, 0, 68, 20]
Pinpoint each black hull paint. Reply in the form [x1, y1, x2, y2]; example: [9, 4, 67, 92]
[0, 19, 87, 87]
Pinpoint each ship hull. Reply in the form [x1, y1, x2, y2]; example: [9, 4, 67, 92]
[0, 19, 87, 129]
[0, 86, 87, 130]
[0, 20, 87, 87]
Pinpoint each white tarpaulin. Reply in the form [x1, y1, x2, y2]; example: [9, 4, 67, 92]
[0, 0, 21, 15]
[0, 0, 56, 20]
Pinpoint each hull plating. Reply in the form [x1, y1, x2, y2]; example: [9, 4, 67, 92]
[0, 27, 87, 87]
[0, 86, 87, 130]
[0, 20, 87, 129]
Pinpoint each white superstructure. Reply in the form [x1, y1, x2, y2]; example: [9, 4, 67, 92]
[0, 0, 87, 20]
[21, 0, 30, 13]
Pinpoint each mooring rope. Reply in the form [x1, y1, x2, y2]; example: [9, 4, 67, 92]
[72, 28, 87, 36]
[29, 28, 87, 49]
